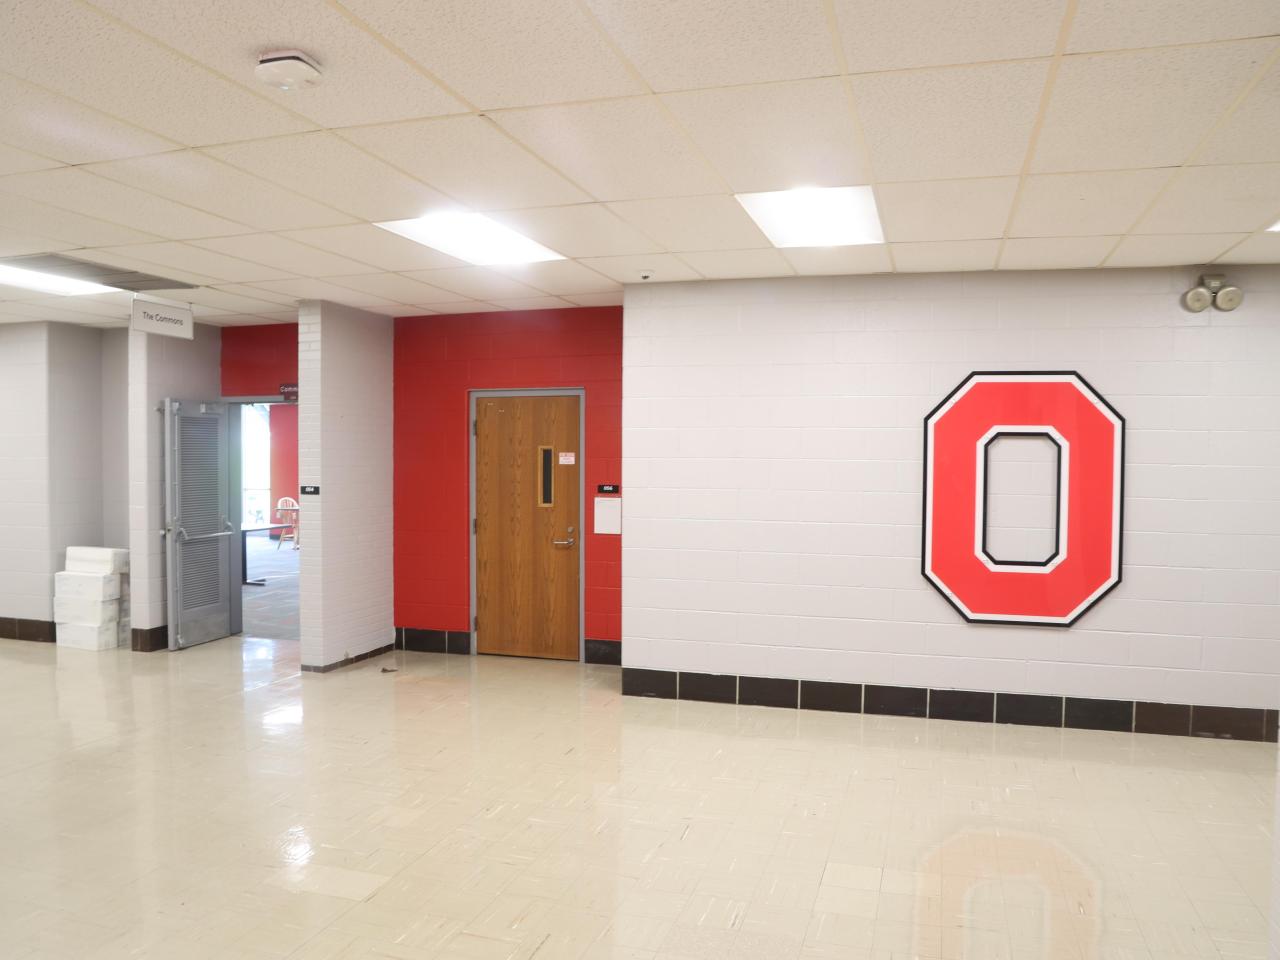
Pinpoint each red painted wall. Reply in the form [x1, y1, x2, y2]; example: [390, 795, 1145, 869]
[395, 307, 622, 641]
[221, 324, 298, 398]
[269, 404, 299, 536]
[221, 324, 300, 537]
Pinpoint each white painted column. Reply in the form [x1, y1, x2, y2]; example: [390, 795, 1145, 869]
[126, 323, 221, 633]
[298, 300, 394, 670]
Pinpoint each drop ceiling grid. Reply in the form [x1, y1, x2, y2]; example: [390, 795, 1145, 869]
[0, 0, 1274, 324]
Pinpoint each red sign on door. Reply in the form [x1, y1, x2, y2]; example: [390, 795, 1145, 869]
[922, 372, 1124, 626]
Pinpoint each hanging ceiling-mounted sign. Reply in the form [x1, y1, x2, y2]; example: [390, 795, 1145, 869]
[130, 294, 193, 340]
[922, 372, 1124, 627]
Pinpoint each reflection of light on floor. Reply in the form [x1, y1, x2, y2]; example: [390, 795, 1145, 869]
[242, 640, 275, 663]
[279, 825, 313, 865]
[262, 703, 303, 730]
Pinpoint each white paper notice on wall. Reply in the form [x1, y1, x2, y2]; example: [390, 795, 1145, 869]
[131, 294, 193, 340]
[559, 452, 575, 465]
[594, 496, 621, 535]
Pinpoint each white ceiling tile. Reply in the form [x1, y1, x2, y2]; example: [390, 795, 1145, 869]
[783, 245, 892, 275]
[1195, 61, 1280, 166]
[0, 143, 60, 176]
[1137, 164, 1280, 234]
[85, 0, 466, 128]
[425, 302, 508, 314]
[86, 151, 352, 232]
[853, 61, 1049, 182]
[280, 224, 464, 272]
[338, 0, 642, 108]
[606, 196, 768, 251]
[402, 267, 547, 301]
[193, 234, 373, 278]
[564, 291, 624, 307]
[0, 233, 76, 258]
[998, 236, 1115, 269]
[1216, 232, 1280, 264]
[0, 168, 247, 239]
[835, 0, 1064, 72]
[1106, 233, 1247, 268]
[1033, 42, 1273, 173]
[488, 260, 622, 296]
[245, 278, 402, 309]
[491, 205, 661, 258]
[662, 79, 871, 194]
[576, 254, 701, 284]
[68, 248, 223, 287]
[340, 116, 588, 210]
[175, 287, 298, 315]
[1010, 169, 1174, 238]
[211, 284, 302, 307]
[326, 273, 461, 304]
[493, 98, 724, 201]
[94, 242, 296, 283]
[676, 248, 794, 279]
[4, 0, 313, 145]
[876, 178, 1018, 242]
[0, 73, 177, 164]
[891, 240, 1000, 272]
[206, 133, 448, 222]
[0, 193, 159, 247]
[488, 297, 576, 311]
[582, 0, 838, 90]
[1068, 0, 1280, 53]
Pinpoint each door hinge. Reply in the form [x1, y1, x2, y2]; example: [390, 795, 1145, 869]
[473, 615, 478, 631]
[472, 418, 477, 436]
[472, 517, 477, 534]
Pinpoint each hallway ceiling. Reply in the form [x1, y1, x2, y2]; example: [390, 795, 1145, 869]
[0, 0, 1278, 326]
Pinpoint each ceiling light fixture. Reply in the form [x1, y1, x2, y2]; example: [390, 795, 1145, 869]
[1267, 218, 1280, 232]
[376, 212, 565, 266]
[0, 263, 120, 296]
[736, 186, 884, 248]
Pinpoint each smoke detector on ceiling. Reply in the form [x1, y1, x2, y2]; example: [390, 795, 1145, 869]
[255, 50, 322, 90]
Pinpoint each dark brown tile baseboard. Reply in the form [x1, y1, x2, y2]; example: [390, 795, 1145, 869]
[585, 639, 622, 665]
[301, 643, 394, 674]
[131, 625, 168, 652]
[395, 628, 473, 655]
[618, 668, 1278, 743]
[1, 617, 56, 643]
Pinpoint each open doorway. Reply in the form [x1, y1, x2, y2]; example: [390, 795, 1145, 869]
[239, 402, 299, 641]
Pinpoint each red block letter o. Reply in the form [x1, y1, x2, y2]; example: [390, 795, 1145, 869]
[923, 373, 1124, 626]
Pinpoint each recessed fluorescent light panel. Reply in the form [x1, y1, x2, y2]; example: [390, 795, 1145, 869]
[736, 186, 884, 248]
[376, 212, 564, 266]
[0, 263, 120, 295]
[1267, 218, 1280, 232]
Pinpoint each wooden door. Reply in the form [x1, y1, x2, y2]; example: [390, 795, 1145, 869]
[475, 395, 580, 659]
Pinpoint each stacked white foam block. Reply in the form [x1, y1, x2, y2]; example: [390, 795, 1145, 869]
[55, 547, 130, 650]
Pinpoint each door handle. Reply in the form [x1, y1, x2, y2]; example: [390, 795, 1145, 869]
[552, 537, 576, 547]
[177, 527, 236, 543]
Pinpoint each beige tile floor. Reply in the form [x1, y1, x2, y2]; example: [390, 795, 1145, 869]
[0, 636, 1276, 960]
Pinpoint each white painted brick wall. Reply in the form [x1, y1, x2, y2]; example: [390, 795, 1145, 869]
[298, 301, 394, 669]
[622, 265, 1280, 709]
[0, 323, 52, 622]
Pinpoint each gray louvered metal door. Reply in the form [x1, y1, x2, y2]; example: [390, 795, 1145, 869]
[165, 399, 233, 650]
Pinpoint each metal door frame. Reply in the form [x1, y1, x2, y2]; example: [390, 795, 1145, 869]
[164, 398, 239, 650]
[469, 388, 586, 661]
